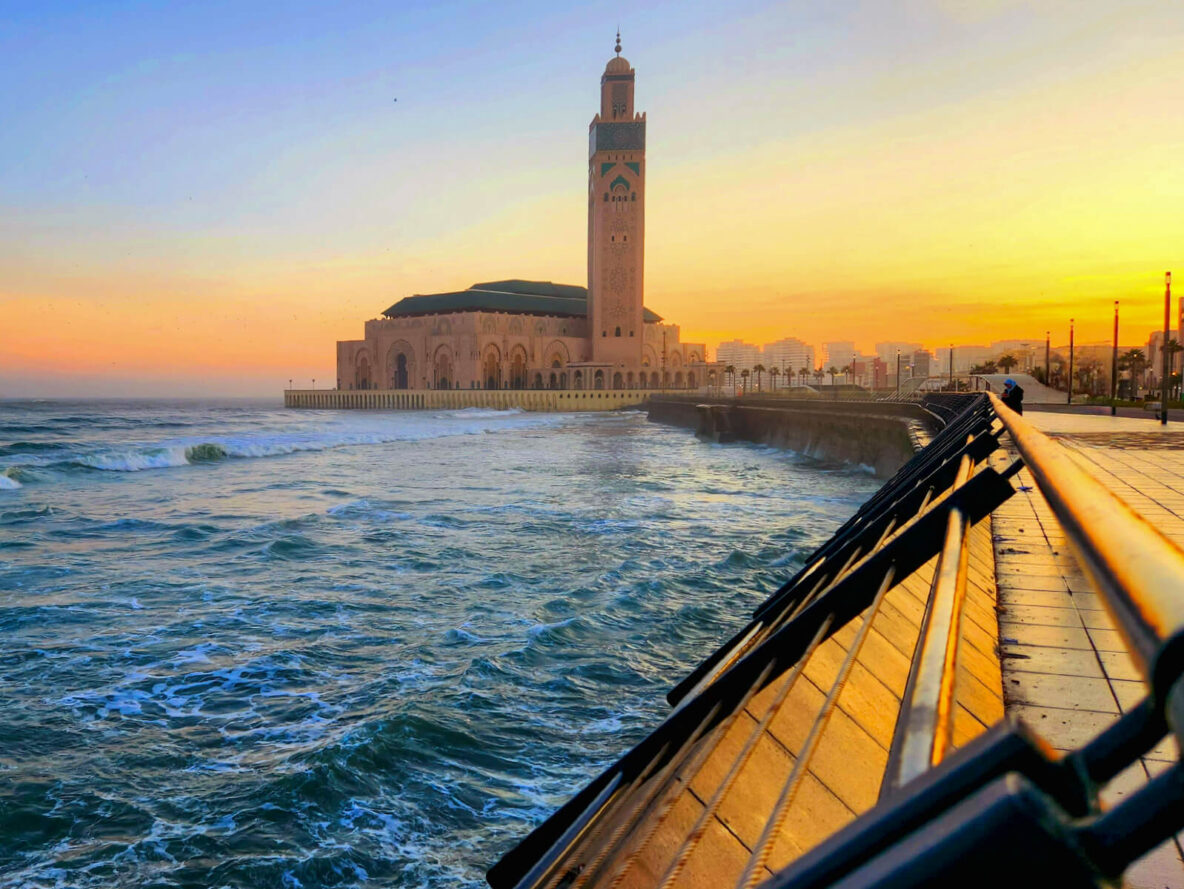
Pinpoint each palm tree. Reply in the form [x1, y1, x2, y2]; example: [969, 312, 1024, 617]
[828, 365, 838, 387]
[753, 363, 766, 393]
[769, 366, 780, 391]
[1119, 348, 1147, 397]
[799, 366, 810, 387]
[740, 368, 751, 394]
[841, 364, 853, 385]
[997, 353, 1018, 373]
[724, 364, 736, 394]
[813, 368, 825, 387]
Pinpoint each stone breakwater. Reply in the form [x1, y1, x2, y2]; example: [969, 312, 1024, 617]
[646, 397, 935, 477]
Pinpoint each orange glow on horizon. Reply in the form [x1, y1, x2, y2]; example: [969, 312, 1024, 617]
[4, 4, 1183, 395]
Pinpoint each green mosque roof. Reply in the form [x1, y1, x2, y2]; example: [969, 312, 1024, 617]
[381, 279, 663, 323]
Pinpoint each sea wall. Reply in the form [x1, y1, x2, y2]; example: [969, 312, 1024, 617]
[285, 387, 660, 412]
[646, 396, 936, 477]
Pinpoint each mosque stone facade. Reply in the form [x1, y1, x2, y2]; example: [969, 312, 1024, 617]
[334, 39, 705, 394]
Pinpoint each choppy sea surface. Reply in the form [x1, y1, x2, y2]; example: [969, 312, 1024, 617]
[0, 399, 880, 888]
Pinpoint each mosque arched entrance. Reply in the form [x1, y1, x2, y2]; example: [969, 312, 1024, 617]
[355, 354, 372, 390]
[482, 346, 502, 390]
[386, 341, 415, 390]
[509, 347, 528, 390]
[433, 346, 454, 390]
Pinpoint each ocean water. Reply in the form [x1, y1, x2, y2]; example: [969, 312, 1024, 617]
[0, 400, 880, 888]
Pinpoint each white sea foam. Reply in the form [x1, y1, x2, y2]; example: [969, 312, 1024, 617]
[10, 409, 575, 480]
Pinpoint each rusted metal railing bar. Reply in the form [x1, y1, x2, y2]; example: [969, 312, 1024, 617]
[881, 453, 976, 792]
[988, 393, 1184, 700]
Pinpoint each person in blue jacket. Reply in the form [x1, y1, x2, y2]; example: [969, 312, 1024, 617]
[1001, 378, 1024, 414]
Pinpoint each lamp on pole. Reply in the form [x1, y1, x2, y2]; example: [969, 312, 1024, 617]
[1045, 331, 1050, 386]
[312, 378, 316, 390]
[948, 344, 954, 391]
[896, 349, 901, 398]
[1163, 271, 1172, 426]
[1067, 319, 1074, 405]
[1111, 301, 1119, 416]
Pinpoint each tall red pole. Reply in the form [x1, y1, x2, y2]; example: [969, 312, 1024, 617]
[1163, 272, 1172, 425]
[1111, 301, 1119, 416]
[1068, 319, 1075, 405]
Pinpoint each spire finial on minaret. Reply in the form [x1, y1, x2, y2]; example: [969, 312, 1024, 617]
[615, 28, 621, 56]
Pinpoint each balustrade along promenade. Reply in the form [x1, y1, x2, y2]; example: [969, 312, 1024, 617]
[487, 392, 1184, 889]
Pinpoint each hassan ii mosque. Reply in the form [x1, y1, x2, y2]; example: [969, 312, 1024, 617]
[334, 36, 706, 394]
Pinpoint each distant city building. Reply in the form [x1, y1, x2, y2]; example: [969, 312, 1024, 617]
[1146, 330, 1178, 386]
[715, 339, 762, 370]
[333, 38, 704, 392]
[951, 345, 991, 374]
[874, 342, 922, 367]
[912, 349, 933, 379]
[824, 341, 857, 371]
[763, 338, 815, 382]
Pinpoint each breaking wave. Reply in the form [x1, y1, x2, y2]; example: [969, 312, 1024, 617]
[0, 409, 574, 484]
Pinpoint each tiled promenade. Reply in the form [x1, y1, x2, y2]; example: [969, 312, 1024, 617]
[991, 411, 1184, 888]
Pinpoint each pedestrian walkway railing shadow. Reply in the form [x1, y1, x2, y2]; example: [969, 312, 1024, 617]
[487, 392, 1184, 889]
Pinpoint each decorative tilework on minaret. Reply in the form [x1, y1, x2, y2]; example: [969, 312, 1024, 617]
[588, 33, 646, 366]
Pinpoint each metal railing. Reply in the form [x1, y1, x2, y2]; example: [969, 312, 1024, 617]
[487, 393, 1184, 889]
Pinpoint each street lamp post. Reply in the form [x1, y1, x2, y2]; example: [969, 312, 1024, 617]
[896, 349, 901, 398]
[1163, 271, 1172, 426]
[1111, 301, 1119, 416]
[1045, 331, 1050, 387]
[1067, 319, 1074, 405]
[948, 344, 954, 391]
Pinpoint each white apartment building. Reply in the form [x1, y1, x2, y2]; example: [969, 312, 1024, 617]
[715, 339, 762, 370]
[824, 341, 857, 371]
[763, 338, 816, 382]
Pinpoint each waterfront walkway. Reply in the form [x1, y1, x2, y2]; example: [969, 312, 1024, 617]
[992, 409, 1184, 888]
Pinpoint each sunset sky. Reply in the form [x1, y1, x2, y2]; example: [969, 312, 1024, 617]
[3, 0, 1183, 395]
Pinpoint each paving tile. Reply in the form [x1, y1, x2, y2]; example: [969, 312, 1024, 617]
[1000, 588, 1076, 608]
[1098, 649, 1144, 682]
[1146, 735, 1180, 764]
[998, 621, 1093, 651]
[1110, 678, 1149, 713]
[1087, 626, 1129, 653]
[1004, 672, 1119, 713]
[1000, 644, 1105, 679]
[999, 603, 1084, 628]
[1009, 704, 1118, 750]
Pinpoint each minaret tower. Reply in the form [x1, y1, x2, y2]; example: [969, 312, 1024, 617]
[588, 31, 646, 367]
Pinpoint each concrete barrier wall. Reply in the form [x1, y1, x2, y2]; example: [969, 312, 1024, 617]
[284, 388, 664, 412]
[647, 397, 933, 477]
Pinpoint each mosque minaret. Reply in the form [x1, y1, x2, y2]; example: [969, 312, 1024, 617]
[588, 31, 646, 366]
[330, 35, 705, 398]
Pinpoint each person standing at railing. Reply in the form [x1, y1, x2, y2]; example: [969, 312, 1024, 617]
[1001, 378, 1024, 414]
